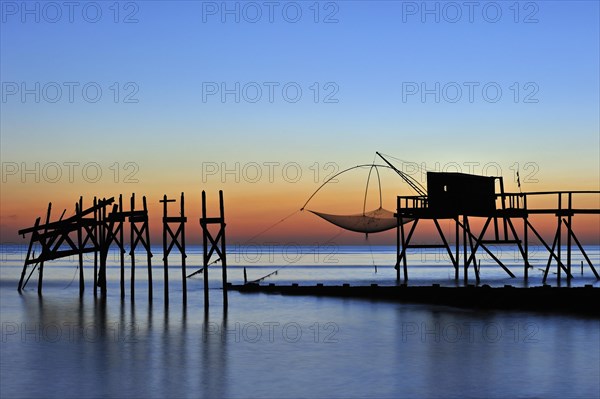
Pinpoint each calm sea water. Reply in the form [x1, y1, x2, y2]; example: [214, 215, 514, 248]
[1, 245, 599, 398]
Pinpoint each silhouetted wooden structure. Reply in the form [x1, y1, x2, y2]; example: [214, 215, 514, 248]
[17, 197, 116, 295]
[17, 194, 154, 299]
[104, 195, 126, 299]
[161, 193, 188, 305]
[17, 191, 230, 311]
[128, 194, 153, 300]
[394, 172, 600, 284]
[200, 190, 228, 311]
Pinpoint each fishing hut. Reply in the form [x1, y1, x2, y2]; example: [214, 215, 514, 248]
[394, 170, 600, 284]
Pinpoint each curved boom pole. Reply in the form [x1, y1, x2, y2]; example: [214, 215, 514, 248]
[300, 164, 392, 211]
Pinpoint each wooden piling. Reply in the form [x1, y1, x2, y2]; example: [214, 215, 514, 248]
[395, 196, 401, 282]
[119, 194, 125, 299]
[38, 203, 52, 295]
[180, 193, 187, 304]
[100, 198, 108, 296]
[18, 217, 40, 292]
[143, 196, 153, 300]
[557, 193, 562, 281]
[161, 194, 170, 304]
[77, 197, 84, 296]
[455, 217, 459, 280]
[523, 194, 529, 280]
[202, 191, 209, 312]
[567, 193, 572, 279]
[463, 215, 468, 282]
[220, 190, 228, 308]
[94, 197, 98, 296]
[130, 193, 136, 300]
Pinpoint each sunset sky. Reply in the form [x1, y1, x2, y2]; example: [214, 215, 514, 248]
[1, 1, 599, 245]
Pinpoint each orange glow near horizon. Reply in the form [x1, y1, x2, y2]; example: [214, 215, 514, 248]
[2, 169, 599, 246]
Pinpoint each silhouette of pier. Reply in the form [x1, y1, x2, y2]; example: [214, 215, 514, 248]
[392, 170, 600, 285]
[14, 166, 600, 314]
[17, 190, 228, 311]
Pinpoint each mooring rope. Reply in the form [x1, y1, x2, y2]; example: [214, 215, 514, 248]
[243, 209, 302, 244]
[62, 263, 80, 289]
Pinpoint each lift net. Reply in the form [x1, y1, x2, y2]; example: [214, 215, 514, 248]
[308, 207, 411, 234]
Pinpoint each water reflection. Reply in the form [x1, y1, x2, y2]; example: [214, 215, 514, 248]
[2, 285, 599, 398]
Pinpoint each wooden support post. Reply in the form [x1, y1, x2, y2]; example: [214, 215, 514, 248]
[466, 217, 479, 283]
[130, 193, 135, 300]
[463, 215, 468, 283]
[100, 199, 108, 296]
[524, 195, 529, 280]
[77, 197, 84, 296]
[180, 192, 187, 304]
[395, 196, 401, 282]
[161, 194, 170, 305]
[433, 219, 457, 268]
[118, 195, 125, 299]
[18, 218, 40, 292]
[557, 193, 562, 281]
[202, 191, 209, 312]
[220, 190, 228, 309]
[455, 217, 459, 280]
[567, 193, 572, 279]
[400, 212, 408, 282]
[396, 219, 419, 282]
[499, 178, 508, 241]
[143, 196, 153, 301]
[94, 197, 98, 296]
[100, 203, 119, 296]
[562, 218, 599, 279]
[493, 217, 499, 241]
[38, 203, 52, 295]
[543, 224, 560, 283]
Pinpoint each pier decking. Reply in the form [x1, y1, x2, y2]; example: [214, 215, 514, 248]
[230, 283, 600, 315]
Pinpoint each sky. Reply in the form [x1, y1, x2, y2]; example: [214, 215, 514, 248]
[1, 0, 599, 245]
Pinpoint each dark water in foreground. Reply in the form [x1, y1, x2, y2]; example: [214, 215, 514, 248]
[1, 246, 599, 398]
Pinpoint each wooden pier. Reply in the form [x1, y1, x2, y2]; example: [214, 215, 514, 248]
[392, 172, 600, 285]
[17, 190, 228, 311]
[230, 283, 600, 315]
[14, 170, 599, 315]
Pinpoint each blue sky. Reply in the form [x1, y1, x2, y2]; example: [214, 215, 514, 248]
[1, 1, 599, 242]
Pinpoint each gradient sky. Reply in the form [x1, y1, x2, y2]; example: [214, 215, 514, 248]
[1, 0, 599, 245]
